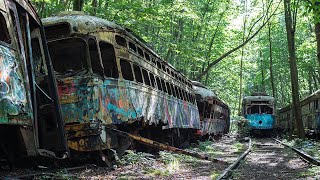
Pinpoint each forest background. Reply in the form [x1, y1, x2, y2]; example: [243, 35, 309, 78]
[31, 0, 320, 118]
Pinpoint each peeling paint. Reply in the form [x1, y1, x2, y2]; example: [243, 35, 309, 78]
[58, 77, 199, 129]
[0, 46, 31, 124]
[246, 114, 274, 129]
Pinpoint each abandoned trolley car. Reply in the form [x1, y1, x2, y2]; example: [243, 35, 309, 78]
[0, 0, 68, 164]
[192, 81, 230, 137]
[242, 93, 275, 131]
[277, 90, 320, 136]
[42, 12, 200, 153]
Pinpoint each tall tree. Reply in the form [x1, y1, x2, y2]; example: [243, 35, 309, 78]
[73, 0, 84, 11]
[238, 0, 247, 114]
[268, 22, 276, 98]
[283, 0, 304, 138]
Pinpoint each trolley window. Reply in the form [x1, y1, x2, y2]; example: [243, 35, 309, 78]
[156, 77, 162, 91]
[137, 47, 144, 57]
[89, 39, 103, 77]
[115, 35, 126, 47]
[48, 38, 87, 74]
[161, 79, 167, 93]
[145, 53, 150, 61]
[142, 69, 150, 86]
[99, 41, 118, 78]
[120, 59, 134, 81]
[156, 61, 161, 69]
[0, 13, 11, 43]
[149, 73, 156, 88]
[129, 41, 136, 52]
[133, 64, 143, 83]
[166, 82, 172, 95]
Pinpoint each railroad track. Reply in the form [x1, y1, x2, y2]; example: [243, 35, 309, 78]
[217, 138, 320, 179]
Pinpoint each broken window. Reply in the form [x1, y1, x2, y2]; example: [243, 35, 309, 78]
[156, 61, 161, 69]
[89, 38, 104, 77]
[170, 84, 176, 97]
[115, 35, 126, 47]
[142, 69, 150, 86]
[149, 73, 156, 88]
[145, 53, 150, 61]
[161, 63, 166, 72]
[120, 59, 133, 81]
[129, 41, 136, 52]
[247, 105, 259, 114]
[247, 105, 273, 114]
[166, 82, 172, 95]
[31, 38, 47, 78]
[9, 9, 20, 50]
[151, 58, 156, 65]
[181, 89, 186, 101]
[99, 41, 118, 78]
[170, 70, 175, 77]
[48, 38, 87, 74]
[314, 100, 319, 110]
[137, 47, 144, 57]
[175, 86, 181, 99]
[0, 12, 11, 43]
[156, 77, 162, 91]
[205, 104, 212, 118]
[161, 79, 167, 93]
[44, 23, 71, 40]
[261, 105, 273, 114]
[133, 64, 143, 83]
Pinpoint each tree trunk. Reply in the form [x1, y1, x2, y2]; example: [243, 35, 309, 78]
[73, 0, 84, 11]
[268, 22, 276, 98]
[238, 0, 247, 115]
[91, 0, 98, 15]
[283, 0, 304, 138]
[316, 23, 320, 67]
[260, 50, 265, 91]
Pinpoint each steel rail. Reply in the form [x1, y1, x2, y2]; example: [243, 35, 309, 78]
[217, 138, 252, 180]
[273, 138, 320, 166]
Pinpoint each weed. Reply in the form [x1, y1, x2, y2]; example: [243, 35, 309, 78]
[298, 166, 320, 177]
[210, 171, 220, 179]
[118, 150, 154, 165]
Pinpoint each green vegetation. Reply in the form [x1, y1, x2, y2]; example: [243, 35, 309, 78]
[210, 170, 220, 179]
[298, 166, 320, 177]
[118, 150, 154, 165]
[283, 138, 320, 159]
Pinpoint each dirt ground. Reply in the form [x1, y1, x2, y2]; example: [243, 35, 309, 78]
[68, 135, 245, 179]
[1, 135, 319, 179]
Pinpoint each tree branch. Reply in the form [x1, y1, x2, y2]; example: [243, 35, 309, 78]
[195, 0, 282, 81]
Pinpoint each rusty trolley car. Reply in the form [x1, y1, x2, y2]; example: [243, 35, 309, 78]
[277, 90, 320, 136]
[42, 12, 200, 155]
[0, 0, 68, 164]
[192, 81, 230, 137]
[241, 93, 275, 132]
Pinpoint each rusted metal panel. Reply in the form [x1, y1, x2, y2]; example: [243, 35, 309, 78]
[12, 0, 40, 25]
[42, 13, 162, 62]
[193, 81, 230, 135]
[0, 0, 6, 11]
[0, 46, 32, 125]
[58, 77, 200, 129]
